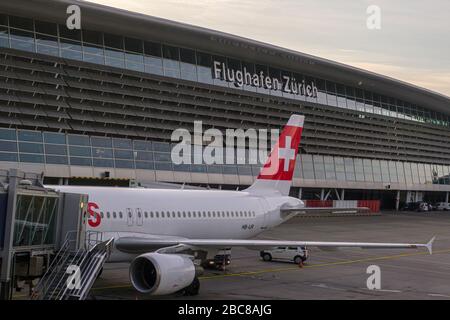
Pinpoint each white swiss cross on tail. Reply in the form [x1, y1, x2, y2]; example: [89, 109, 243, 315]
[278, 136, 296, 172]
[245, 114, 304, 196]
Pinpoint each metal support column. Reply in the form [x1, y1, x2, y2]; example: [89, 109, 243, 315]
[320, 189, 325, 200]
[395, 190, 400, 211]
[341, 189, 345, 201]
[298, 188, 302, 199]
[446, 192, 449, 203]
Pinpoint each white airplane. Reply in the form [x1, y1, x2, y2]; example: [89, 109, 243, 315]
[49, 114, 434, 296]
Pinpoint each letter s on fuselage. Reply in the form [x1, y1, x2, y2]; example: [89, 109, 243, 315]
[87, 202, 101, 228]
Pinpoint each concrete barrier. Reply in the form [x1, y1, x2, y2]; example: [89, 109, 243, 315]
[333, 200, 358, 208]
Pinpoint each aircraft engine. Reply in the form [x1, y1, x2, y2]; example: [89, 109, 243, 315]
[129, 253, 196, 296]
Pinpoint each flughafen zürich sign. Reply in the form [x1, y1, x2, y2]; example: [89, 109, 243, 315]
[213, 60, 318, 98]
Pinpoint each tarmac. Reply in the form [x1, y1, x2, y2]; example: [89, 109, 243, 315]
[88, 211, 450, 300]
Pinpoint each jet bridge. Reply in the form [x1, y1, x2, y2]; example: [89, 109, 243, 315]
[0, 169, 99, 300]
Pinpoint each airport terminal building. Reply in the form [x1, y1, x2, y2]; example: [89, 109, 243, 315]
[0, 0, 450, 209]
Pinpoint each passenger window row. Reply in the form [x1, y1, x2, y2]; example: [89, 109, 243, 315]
[99, 210, 256, 219]
[100, 211, 123, 219]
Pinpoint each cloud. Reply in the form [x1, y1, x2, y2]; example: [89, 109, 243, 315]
[349, 61, 450, 94]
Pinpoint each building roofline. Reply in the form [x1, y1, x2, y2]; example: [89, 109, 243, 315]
[1, 0, 449, 114]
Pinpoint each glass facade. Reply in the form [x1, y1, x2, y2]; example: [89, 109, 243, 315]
[0, 128, 260, 175]
[1, 128, 449, 185]
[0, 14, 449, 127]
[297, 154, 449, 185]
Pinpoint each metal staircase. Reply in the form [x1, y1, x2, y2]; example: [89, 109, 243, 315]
[31, 231, 114, 300]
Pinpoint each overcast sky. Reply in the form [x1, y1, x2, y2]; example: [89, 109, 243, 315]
[86, 0, 450, 97]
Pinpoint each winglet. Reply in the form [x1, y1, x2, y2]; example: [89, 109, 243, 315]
[426, 236, 436, 255]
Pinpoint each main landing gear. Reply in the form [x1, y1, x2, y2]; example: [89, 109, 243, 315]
[182, 277, 200, 296]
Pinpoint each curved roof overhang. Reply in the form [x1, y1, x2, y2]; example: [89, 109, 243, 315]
[1, 0, 449, 114]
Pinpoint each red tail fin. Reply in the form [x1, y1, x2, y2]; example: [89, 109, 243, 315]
[246, 115, 304, 195]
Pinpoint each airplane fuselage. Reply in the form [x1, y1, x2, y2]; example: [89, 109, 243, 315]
[51, 186, 303, 261]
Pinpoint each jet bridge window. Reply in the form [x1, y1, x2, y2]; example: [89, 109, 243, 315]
[13, 194, 58, 247]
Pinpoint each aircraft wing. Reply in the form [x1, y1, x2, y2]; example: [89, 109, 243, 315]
[278, 207, 371, 220]
[281, 207, 371, 216]
[115, 235, 435, 255]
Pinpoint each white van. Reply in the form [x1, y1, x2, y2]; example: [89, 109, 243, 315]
[260, 246, 309, 264]
[435, 202, 450, 211]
